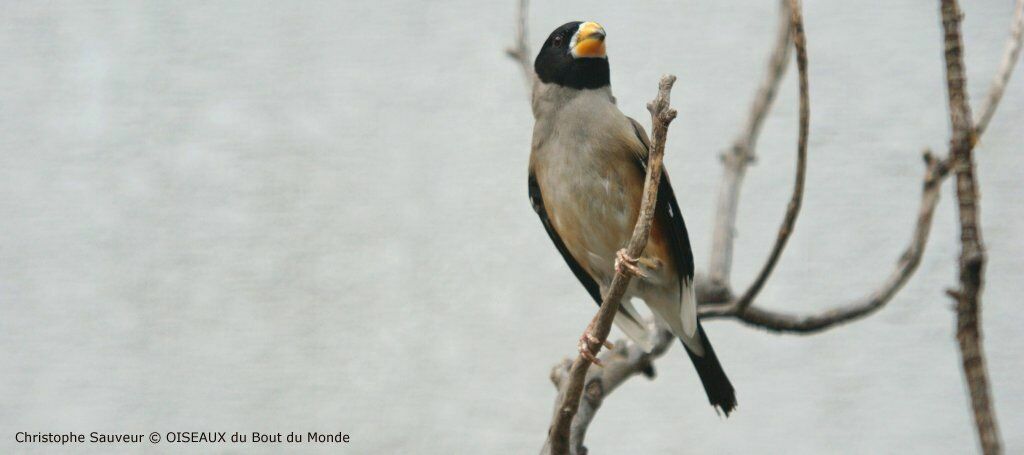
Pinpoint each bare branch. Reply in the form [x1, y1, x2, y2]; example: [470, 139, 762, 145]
[506, 0, 535, 91]
[542, 75, 678, 455]
[707, 0, 792, 294]
[700, 0, 1019, 337]
[706, 0, 809, 316]
[506, 0, 1019, 450]
[975, 0, 1024, 136]
[546, 329, 675, 455]
[700, 153, 950, 333]
[939, 0, 1002, 453]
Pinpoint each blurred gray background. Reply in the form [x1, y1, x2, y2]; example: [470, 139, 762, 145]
[1, 1, 1021, 453]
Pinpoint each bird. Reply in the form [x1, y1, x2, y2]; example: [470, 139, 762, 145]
[527, 21, 737, 415]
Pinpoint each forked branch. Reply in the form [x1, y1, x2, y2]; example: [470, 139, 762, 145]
[706, 0, 792, 297]
[732, 0, 809, 314]
[701, 152, 950, 333]
[548, 329, 675, 454]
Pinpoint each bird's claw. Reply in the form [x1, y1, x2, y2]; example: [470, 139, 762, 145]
[578, 331, 613, 366]
[615, 249, 646, 278]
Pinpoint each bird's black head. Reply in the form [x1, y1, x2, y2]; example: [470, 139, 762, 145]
[534, 21, 609, 90]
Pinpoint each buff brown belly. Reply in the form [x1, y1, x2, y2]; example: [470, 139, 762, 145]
[535, 156, 675, 289]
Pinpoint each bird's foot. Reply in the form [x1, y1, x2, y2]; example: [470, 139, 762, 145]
[578, 329, 614, 366]
[615, 249, 647, 278]
[637, 256, 662, 271]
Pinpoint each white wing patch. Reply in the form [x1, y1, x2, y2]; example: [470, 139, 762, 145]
[681, 278, 698, 340]
[677, 278, 704, 356]
[637, 278, 704, 356]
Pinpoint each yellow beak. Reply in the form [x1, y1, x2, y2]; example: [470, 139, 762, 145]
[571, 22, 606, 58]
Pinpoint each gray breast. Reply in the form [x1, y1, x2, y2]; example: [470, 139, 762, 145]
[531, 84, 642, 281]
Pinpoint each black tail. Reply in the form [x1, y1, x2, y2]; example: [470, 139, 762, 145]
[682, 323, 737, 416]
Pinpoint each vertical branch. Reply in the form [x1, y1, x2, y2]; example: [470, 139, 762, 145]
[543, 75, 678, 455]
[707, 0, 792, 295]
[939, 1, 1002, 453]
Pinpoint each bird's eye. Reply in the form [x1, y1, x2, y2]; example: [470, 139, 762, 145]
[553, 35, 564, 47]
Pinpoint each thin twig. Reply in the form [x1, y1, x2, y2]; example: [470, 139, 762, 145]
[707, 0, 792, 296]
[729, 0, 809, 315]
[975, 0, 1024, 136]
[939, 1, 1002, 453]
[543, 75, 678, 455]
[700, 153, 950, 333]
[506, 0, 535, 92]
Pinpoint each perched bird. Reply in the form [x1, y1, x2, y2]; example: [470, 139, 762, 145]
[527, 21, 737, 415]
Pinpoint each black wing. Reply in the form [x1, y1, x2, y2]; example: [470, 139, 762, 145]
[528, 171, 604, 304]
[627, 117, 695, 285]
